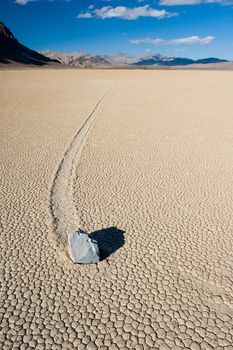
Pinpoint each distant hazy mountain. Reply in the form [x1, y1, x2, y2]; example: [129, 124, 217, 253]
[41, 51, 230, 68]
[103, 52, 160, 65]
[92, 52, 229, 67]
[0, 21, 59, 66]
[133, 54, 228, 67]
[195, 57, 228, 64]
[41, 50, 111, 68]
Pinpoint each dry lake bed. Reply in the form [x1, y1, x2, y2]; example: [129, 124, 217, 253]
[1, 69, 233, 350]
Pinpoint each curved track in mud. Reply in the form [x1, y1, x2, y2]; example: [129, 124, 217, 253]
[49, 87, 112, 246]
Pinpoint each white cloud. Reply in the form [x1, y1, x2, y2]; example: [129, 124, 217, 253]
[131, 38, 166, 44]
[77, 5, 177, 20]
[173, 35, 214, 44]
[78, 12, 93, 18]
[15, 0, 31, 4]
[15, 0, 71, 4]
[130, 35, 215, 45]
[159, 0, 233, 5]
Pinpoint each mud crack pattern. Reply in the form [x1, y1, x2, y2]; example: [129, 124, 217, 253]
[1, 70, 233, 350]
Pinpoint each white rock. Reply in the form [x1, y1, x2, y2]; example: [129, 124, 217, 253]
[68, 229, 100, 264]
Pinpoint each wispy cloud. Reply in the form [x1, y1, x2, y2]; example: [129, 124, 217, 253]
[77, 5, 177, 20]
[15, 0, 31, 4]
[159, 0, 233, 5]
[130, 35, 215, 45]
[78, 12, 93, 18]
[15, 0, 70, 5]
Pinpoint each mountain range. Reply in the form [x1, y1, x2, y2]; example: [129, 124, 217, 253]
[41, 50, 110, 68]
[42, 50, 229, 67]
[133, 55, 228, 67]
[0, 21, 231, 69]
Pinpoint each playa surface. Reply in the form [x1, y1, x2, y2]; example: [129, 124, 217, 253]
[1, 69, 233, 350]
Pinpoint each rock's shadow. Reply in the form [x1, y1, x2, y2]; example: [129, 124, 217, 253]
[89, 227, 125, 261]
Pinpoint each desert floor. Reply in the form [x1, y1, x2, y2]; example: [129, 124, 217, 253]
[1, 69, 233, 350]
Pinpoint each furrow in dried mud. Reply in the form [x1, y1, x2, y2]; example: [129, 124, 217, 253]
[49, 87, 112, 246]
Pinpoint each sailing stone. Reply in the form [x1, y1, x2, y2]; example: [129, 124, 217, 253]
[68, 229, 100, 264]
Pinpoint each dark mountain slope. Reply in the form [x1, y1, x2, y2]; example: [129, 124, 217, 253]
[0, 21, 59, 66]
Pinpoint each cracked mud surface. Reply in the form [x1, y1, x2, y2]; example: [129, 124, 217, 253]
[1, 69, 233, 349]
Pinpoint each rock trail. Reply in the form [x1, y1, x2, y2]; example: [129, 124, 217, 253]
[49, 86, 112, 246]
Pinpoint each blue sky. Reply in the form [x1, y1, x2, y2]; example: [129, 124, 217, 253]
[1, 0, 233, 59]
